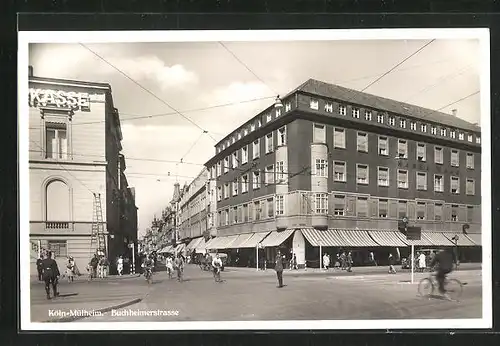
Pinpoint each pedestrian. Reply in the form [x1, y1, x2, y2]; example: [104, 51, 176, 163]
[98, 256, 106, 278]
[388, 253, 397, 274]
[347, 251, 353, 272]
[340, 252, 346, 270]
[89, 254, 99, 280]
[174, 254, 184, 282]
[323, 253, 330, 270]
[41, 251, 60, 300]
[369, 251, 377, 266]
[117, 256, 124, 276]
[275, 250, 284, 288]
[419, 252, 426, 273]
[292, 253, 298, 270]
[166, 255, 174, 279]
[36, 256, 43, 281]
[65, 256, 75, 283]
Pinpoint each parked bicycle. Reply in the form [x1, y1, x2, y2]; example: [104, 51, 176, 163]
[418, 273, 463, 300]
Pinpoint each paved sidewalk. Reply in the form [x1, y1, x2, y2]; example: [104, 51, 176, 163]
[30, 273, 141, 284]
[30, 274, 151, 322]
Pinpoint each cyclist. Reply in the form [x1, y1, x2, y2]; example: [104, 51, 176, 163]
[212, 253, 223, 283]
[429, 249, 454, 298]
[142, 254, 154, 281]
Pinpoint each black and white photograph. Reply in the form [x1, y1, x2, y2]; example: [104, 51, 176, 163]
[18, 29, 491, 330]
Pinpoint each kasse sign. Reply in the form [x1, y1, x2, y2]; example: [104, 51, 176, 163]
[29, 88, 91, 111]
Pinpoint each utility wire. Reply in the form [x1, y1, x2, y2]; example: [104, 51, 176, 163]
[180, 131, 207, 164]
[219, 41, 278, 96]
[436, 91, 480, 112]
[79, 43, 218, 142]
[361, 39, 436, 93]
[29, 141, 95, 194]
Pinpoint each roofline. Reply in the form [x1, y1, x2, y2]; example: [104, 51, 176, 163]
[29, 76, 111, 91]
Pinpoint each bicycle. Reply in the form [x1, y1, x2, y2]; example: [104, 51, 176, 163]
[418, 273, 463, 301]
[144, 268, 153, 284]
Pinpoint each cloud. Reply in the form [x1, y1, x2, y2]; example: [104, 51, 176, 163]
[104, 56, 199, 90]
[208, 81, 273, 104]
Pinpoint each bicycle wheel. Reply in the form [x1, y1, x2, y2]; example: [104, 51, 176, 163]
[418, 278, 434, 297]
[445, 279, 463, 300]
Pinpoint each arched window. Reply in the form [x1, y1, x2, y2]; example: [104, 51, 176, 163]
[45, 179, 70, 221]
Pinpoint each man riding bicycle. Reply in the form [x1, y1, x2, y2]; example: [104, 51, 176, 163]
[212, 253, 223, 283]
[429, 249, 454, 298]
[142, 255, 154, 281]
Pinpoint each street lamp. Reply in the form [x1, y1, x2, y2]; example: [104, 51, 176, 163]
[274, 96, 283, 108]
[256, 243, 263, 271]
[318, 239, 323, 270]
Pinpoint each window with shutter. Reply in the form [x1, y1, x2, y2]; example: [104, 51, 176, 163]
[416, 172, 427, 190]
[451, 150, 459, 167]
[434, 203, 443, 221]
[407, 201, 416, 220]
[450, 176, 460, 194]
[398, 201, 407, 219]
[357, 197, 368, 217]
[333, 195, 345, 216]
[313, 124, 326, 143]
[378, 136, 388, 156]
[378, 199, 388, 218]
[417, 143, 426, 161]
[398, 170, 408, 188]
[397, 140, 407, 158]
[334, 161, 346, 182]
[357, 164, 369, 184]
[416, 202, 426, 220]
[378, 167, 389, 186]
[357, 132, 368, 152]
[334, 128, 346, 148]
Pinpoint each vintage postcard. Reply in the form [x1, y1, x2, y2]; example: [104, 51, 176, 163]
[18, 28, 491, 330]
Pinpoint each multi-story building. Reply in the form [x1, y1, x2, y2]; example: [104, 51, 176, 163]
[28, 67, 138, 273]
[176, 167, 217, 256]
[204, 78, 482, 268]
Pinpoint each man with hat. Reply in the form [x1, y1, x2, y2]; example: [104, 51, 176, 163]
[41, 251, 60, 299]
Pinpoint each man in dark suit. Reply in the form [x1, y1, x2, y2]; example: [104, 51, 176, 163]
[41, 251, 60, 299]
[275, 250, 284, 288]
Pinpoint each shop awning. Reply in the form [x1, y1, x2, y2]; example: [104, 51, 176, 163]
[195, 238, 208, 253]
[175, 243, 186, 253]
[186, 237, 204, 250]
[395, 232, 432, 246]
[238, 231, 271, 248]
[158, 245, 174, 254]
[465, 233, 482, 246]
[367, 231, 408, 247]
[260, 229, 295, 247]
[300, 228, 347, 247]
[227, 233, 254, 249]
[442, 233, 476, 246]
[422, 232, 455, 246]
[205, 235, 239, 250]
[335, 229, 379, 247]
[219, 235, 240, 249]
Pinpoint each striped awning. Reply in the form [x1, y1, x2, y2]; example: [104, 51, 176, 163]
[442, 233, 476, 246]
[158, 245, 174, 254]
[219, 235, 240, 249]
[238, 231, 271, 248]
[422, 232, 455, 246]
[395, 232, 433, 246]
[228, 233, 254, 249]
[465, 233, 482, 246]
[186, 237, 204, 250]
[175, 243, 186, 253]
[335, 229, 379, 247]
[205, 235, 239, 250]
[260, 229, 295, 247]
[195, 238, 208, 253]
[368, 231, 408, 247]
[300, 228, 347, 247]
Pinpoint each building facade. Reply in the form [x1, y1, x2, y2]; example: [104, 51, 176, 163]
[28, 70, 138, 273]
[204, 79, 482, 267]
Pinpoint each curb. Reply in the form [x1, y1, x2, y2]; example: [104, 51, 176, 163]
[46, 297, 143, 323]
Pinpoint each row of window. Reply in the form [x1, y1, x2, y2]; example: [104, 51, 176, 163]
[217, 195, 285, 227]
[214, 127, 287, 177]
[309, 98, 481, 144]
[217, 101, 293, 153]
[216, 162, 287, 200]
[315, 160, 476, 195]
[314, 124, 477, 168]
[216, 194, 479, 226]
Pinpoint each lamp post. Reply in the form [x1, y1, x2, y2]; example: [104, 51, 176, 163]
[256, 243, 262, 271]
[318, 239, 323, 270]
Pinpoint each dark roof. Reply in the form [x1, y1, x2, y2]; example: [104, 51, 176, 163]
[294, 79, 480, 133]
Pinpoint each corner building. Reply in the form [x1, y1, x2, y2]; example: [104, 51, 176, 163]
[28, 72, 138, 274]
[205, 79, 482, 268]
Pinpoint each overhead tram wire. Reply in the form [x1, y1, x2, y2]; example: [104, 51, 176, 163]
[66, 95, 275, 127]
[179, 131, 207, 164]
[436, 91, 480, 112]
[29, 141, 95, 194]
[79, 43, 218, 142]
[360, 39, 436, 93]
[219, 42, 280, 97]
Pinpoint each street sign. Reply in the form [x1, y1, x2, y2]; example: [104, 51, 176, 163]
[406, 226, 421, 240]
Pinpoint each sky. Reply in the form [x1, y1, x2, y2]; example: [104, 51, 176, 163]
[28, 37, 482, 238]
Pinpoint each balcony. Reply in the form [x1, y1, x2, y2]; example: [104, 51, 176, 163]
[46, 222, 71, 230]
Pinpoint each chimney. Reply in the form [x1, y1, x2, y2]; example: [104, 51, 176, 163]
[28, 65, 33, 77]
[451, 109, 458, 117]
